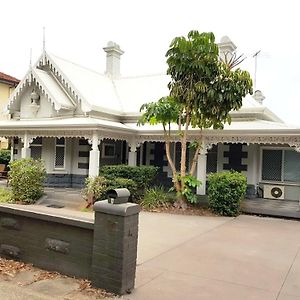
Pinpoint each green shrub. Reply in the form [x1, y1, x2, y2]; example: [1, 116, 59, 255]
[0, 150, 11, 165]
[141, 186, 174, 209]
[82, 176, 107, 202]
[106, 177, 138, 200]
[8, 158, 46, 204]
[100, 165, 159, 190]
[81, 176, 138, 204]
[0, 188, 13, 203]
[180, 174, 201, 204]
[207, 171, 247, 216]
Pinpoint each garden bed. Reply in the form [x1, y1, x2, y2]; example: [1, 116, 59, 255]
[142, 203, 217, 217]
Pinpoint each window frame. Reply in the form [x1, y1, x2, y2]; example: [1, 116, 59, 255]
[260, 146, 300, 186]
[54, 137, 66, 170]
[30, 137, 43, 160]
[101, 142, 116, 159]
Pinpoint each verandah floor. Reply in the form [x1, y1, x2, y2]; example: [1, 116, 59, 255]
[242, 198, 300, 219]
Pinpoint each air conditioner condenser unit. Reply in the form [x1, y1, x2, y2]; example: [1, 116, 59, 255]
[264, 185, 284, 200]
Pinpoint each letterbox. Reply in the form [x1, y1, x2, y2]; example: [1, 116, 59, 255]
[107, 188, 130, 204]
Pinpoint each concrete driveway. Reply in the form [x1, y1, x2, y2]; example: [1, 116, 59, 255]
[125, 213, 300, 300]
[1, 209, 300, 299]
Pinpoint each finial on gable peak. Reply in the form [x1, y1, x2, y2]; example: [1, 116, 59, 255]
[42, 26, 47, 65]
[29, 48, 32, 68]
[43, 26, 46, 52]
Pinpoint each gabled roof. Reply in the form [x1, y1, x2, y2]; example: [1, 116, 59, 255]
[46, 53, 170, 116]
[8, 50, 283, 124]
[0, 72, 20, 85]
[33, 68, 74, 110]
[44, 53, 283, 122]
[8, 66, 74, 111]
[48, 53, 122, 114]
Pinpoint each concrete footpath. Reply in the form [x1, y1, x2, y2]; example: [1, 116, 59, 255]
[1, 212, 300, 299]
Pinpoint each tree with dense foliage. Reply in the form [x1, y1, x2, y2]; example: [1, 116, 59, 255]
[139, 31, 253, 208]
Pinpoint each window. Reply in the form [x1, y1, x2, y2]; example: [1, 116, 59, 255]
[261, 148, 300, 182]
[55, 137, 65, 168]
[206, 145, 218, 173]
[284, 150, 300, 182]
[30, 137, 42, 160]
[101, 143, 115, 158]
[79, 138, 89, 146]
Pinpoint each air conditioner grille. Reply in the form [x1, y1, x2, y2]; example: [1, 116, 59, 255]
[271, 187, 283, 198]
[264, 185, 284, 199]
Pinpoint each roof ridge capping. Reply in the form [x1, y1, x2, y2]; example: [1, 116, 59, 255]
[47, 53, 106, 77]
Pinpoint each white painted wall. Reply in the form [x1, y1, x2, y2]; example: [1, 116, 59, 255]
[146, 142, 155, 166]
[246, 144, 259, 186]
[40, 137, 72, 174]
[13, 139, 22, 160]
[17, 85, 75, 120]
[71, 138, 90, 175]
[241, 144, 249, 179]
[20, 89, 55, 119]
[217, 143, 229, 172]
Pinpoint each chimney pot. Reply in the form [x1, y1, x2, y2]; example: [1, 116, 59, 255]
[218, 36, 237, 62]
[253, 90, 265, 104]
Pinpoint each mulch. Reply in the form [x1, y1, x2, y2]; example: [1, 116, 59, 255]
[142, 204, 217, 217]
[0, 257, 116, 298]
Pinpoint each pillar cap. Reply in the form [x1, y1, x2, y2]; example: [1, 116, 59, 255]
[94, 200, 140, 216]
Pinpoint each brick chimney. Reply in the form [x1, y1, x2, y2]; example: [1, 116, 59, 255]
[103, 41, 124, 78]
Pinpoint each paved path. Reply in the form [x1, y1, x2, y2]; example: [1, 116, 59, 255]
[1, 212, 300, 299]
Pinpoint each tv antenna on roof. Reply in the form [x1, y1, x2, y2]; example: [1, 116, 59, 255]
[253, 50, 261, 90]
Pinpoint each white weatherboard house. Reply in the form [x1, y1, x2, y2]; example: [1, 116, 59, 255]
[1, 37, 300, 201]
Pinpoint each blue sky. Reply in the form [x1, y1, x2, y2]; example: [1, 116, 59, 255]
[1, 0, 299, 124]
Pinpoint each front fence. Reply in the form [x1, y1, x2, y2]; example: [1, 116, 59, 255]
[0, 201, 140, 295]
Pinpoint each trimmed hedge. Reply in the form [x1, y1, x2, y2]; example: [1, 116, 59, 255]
[82, 165, 159, 205]
[81, 176, 138, 204]
[0, 149, 11, 165]
[207, 171, 247, 216]
[100, 165, 159, 190]
[8, 158, 46, 204]
[106, 177, 138, 199]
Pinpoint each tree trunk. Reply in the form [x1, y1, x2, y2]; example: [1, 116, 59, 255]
[165, 140, 180, 192]
[174, 194, 188, 210]
[175, 113, 190, 209]
[189, 141, 202, 176]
